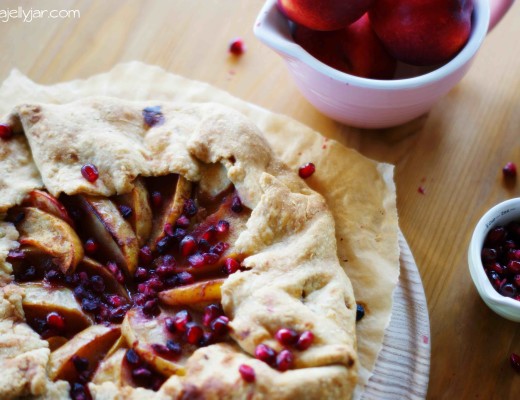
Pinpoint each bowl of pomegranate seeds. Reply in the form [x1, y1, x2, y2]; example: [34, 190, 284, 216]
[468, 198, 520, 322]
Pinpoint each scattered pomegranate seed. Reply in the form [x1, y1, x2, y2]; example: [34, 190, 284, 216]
[185, 322, 204, 345]
[503, 162, 517, 179]
[180, 236, 197, 257]
[126, 349, 141, 365]
[511, 353, 520, 373]
[143, 106, 165, 127]
[507, 260, 520, 274]
[71, 355, 89, 372]
[134, 267, 149, 282]
[298, 162, 315, 179]
[203, 304, 222, 327]
[296, 331, 314, 350]
[201, 226, 216, 241]
[224, 258, 240, 274]
[188, 253, 206, 268]
[174, 310, 192, 332]
[276, 349, 295, 371]
[356, 304, 365, 321]
[81, 163, 99, 183]
[418, 186, 426, 195]
[216, 220, 230, 234]
[202, 252, 219, 265]
[132, 367, 152, 379]
[255, 343, 277, 366]
[210, 241, 229, 255]
[138, 246, 153, 264]
[275, 328, 299, 346]
[183, 199, 198, 217]
[84, 238, 98, 254]
[0, 124, 13, 140]
[176, 215, 190, 228]
[107, 262, 125, 284]
[107, 295, 124, 308]
[166, 340, 182, 356]
[238, 364, 256, 382]
[151, 191, 162, 208]
[229, 38, 246, 55]
[211, 316, 229, 335]
[177, 271, 195, 285]
[118, 205, 133, 219]
[46, 312, 65, 331]
[231, 195, 243, 213]
[7, 250, 25, 260]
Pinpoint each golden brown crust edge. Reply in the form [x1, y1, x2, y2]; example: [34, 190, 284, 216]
[0, 97, 357, 399]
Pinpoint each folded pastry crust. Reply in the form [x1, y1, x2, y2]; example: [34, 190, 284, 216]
[0, 98, 358, 399]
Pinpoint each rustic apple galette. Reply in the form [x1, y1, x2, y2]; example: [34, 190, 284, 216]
[0, 98, 358, 399]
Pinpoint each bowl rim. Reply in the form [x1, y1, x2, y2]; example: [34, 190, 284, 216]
[468, 198, 520, 315]
[254, 0, 491, 91]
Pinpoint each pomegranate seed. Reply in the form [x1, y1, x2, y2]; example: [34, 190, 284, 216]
[211, 316, 229, 335]
[255, 343, 277, 366]
[81, 163, 99, 183]
[298, 162, 315, 179]
[511, 353, 520, 372]
[126, 349, 140, 365]
[174, 310, 192, 332]
[132, 367, 152, 379]
[229, 38, 245, 55]
[166, 340, 182, 356]
[142, 106, 165, 127]
[151, 191, 162, 208]
[198, 239, 210, 252]
[177, 271, 195, 285]
[481, 248, 497, 263]
[70, 383, 90, 400]
[507, 260, 520, 274]
[180, 236, 197, 257]
[46, 312, 65, 331]
[514, 274, 520, 287]
[156, 265, 174, 278]
[176, 215, 190, 228]
[142, 298, 160, 317]
[417, 186, 426, 195]
[503, 162, 517, 178]
[210, 241, 229, 255]
[275, 328, 299, 346]
[7, 250, 25, 260]
[107, 295, 124, 308]
[231, 195, 243, 213]
[200, 331, 215, 347]
[107, 262, 125, 284]
[84, 239, 98, 254]
[71, 355, 89, 372]
[276, 349, 295, 371]
[183, 199, 198, 217]
[201, 226, 217, 242]
[356, 304, 365, 321]
[0, 124, 13, 140]
[486, 227, 506, 244]
[203, 304, 222, 327]
[500, 283, 517, 298]
[164, 317, 176, 333]
[90, 275, 105, 292]
[216, 220, 230, 234]
[202, 252, 219, 265]
[238, 364, 255, 382]
[296, 331, 314, 350]
[185, 322, 203, 345]
[134, 267, 149, 282]
[188, 253, 206, 268]
[224, 258, 240, 274]
[138, 246, 153, 264]
[118, 205, 133, 219]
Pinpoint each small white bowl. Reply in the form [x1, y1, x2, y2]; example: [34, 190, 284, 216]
[468, 198, 520, 322]
[254, 0, 513, 129]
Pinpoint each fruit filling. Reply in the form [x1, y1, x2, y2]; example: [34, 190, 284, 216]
[6, 173, 251, 397]
[481, 221, 520, 301]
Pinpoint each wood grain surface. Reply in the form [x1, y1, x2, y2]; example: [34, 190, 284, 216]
[1, 1, 519, 398]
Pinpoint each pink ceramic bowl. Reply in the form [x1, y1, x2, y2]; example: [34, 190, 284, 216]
[254, 0, 515, 129]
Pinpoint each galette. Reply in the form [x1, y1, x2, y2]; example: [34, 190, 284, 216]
[0, 98, 358, 399]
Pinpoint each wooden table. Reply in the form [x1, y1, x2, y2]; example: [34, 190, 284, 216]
[1, 1, 519, 398]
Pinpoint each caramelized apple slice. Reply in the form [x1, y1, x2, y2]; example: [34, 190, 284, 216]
[159, 278, 224, 306]
[47, 336, 68, 351]
[75, 195, 138, 277]
[78, 257, 129, 300]
[149, 176, 192, 250]
[13, 207, 83, 274]
[105, 335, 126, 358]
[122, 308, 188, 376]
[49, 324, 121, 382]
[22, 190, 75, 226]
[20, 282, 93, 334]
[92, 348, 134, 386]
[116, 178, 152, 246]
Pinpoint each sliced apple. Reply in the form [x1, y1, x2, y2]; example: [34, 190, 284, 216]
[75, 195, 138, 277]
[13, 207, 83, 274]
[122, 308, 189, 377]
[105, 334, 126, 358]
[115, 178, 152, 247]
[78, 257, 129, 300]
[20, 282, 93, 334]
[47, 336, 68, 351]
[22, 190, 74, 226]
[149, 175, 192, 250]
[49, 324, 121, 382]
[92, 348, 134, 387]
[159, 278, 224, 306]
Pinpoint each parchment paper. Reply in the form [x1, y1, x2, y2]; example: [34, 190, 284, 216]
[0, 62, 400, 394]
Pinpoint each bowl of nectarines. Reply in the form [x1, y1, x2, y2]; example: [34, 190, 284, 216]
[254, 0, 514, 129]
